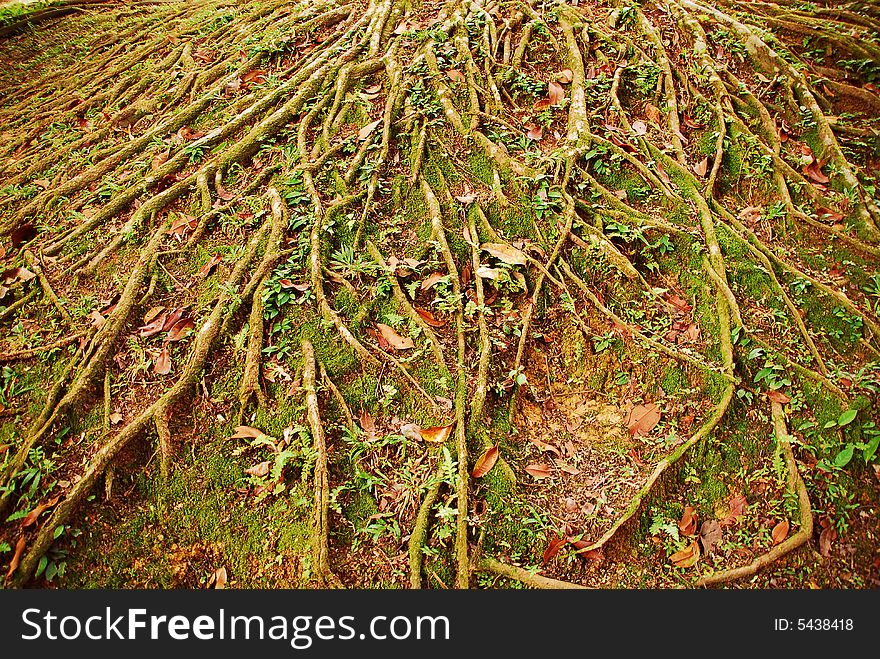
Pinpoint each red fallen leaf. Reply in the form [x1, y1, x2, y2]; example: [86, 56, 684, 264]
[628, 448, 645, 466]
[632, 120, 648, 136]
[771, 519, 790, 545]
[554, 459, 580, 475]
[376, 323, 414, 350]
[644, 102, 661, 124]
[367, 326, 391, 350]
[803, 160, 830, 184]
[471, 445, 499, 478]
[828, 264, 845, 279]
[529, 436, 561, 456]
[446, 69, 465, 83]
[161, 308, 186, 331]
[556, 69, 573, 84]
[684, 323, 700, 342]
[670, 540, 700, 568]
[664, 293, 692, 312]
[230, 426, 266, 439]
[767, 390, 790, 404]
[138, 313, 168, 337]
[415, 307, 446, 327]
[358, 409, 376, 435]
[567, 538, 603, 561]
[166, 317, 194, 342]
[625, 403, 661, 437]
[193, 49, 215, 62]
[245, 461, 271, 477]
[21, 495, 61, 528]
[5, 536, 25, 579]
[693, 157, 709, 177]
[816, 206, 844, 223]
[543, 535, 567, 564]
[722, 494, 747, 526]
[154, 345, 171, 375]
[177, 126, 206, 141]
[525, 123, 543, 141]
[216, 181, 235, 201]
[168, 213, 197, 237]
[525, 463, 552, 479]
[198, 253, 224, 278]
[421, 424, 454, 443]
[10, 223, 38, 247]
[656, 160, 671, 185]
[548, 81, 565, 105]
[679, 505, 698, 536]
[241, 69, 268, 84]
[819, 525, 836, 556]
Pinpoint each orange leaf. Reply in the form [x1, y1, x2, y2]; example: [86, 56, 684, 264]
[198, 253, 223, 278]
[166, 317, 194, 342]
[548, 81, 565, 105]
[154, 345, 171, 375]
[645, 102, 661, 124]
[471, 445, 499, 478]
[670, 540, 700, 568]
[415, 307, 446, 327]
[554, 459, 580, 475]
[421, 424, 454, 443]
[525, 123, 543, 141]
[625, 403, 661, 437]
[230, 426, 266, 439]
[5, 536, 25, 580]
[376, 323, 414, 350]
[767, 390, 790, 404]
[525, 463, 552, 479]
[771, 519, 789, 545]
[679, 505, 698, 536]
[447, 69, 465, 83]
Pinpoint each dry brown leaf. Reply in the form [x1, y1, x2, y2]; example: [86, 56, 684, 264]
[721, 493, 747, 526]
[475, 265, 500, 280]
[670, 540, 700, 568]
[109, 412, 123, 425]
[771, 519, 790, 545]
[700, 519, 722, 554]
[138, 313, 168, 338]
[471, 445, 499, 478]
[230, 426, 266, 439]
[679, 505, 698, 536]
[5, 536, 25, 580]
[376, 323, 414, 350]
[166, 317, 195, 342]
[447, 69, 465, 83]
[819, 526, 836, 556]
[154, 346, 171, 375]
[525, 463, 552, 479]
[21, 495, 60, 528]
[632, 120, 648, 136]
[693, 157, 709, 177]
[767, 390, 790, 404]
[543, 535, 567, 564]
[208, 566, 228, 589]
[803, 160, 830, 184]
[415, 307, 446, 327]
[481, 242, 526, 266]
[548, 81, 565, 105]
[358, 118, 382, 141]
[554, 459, 580, 475]
[421, 272, 445, 290]
[242, 69, 268, 84]
[143, 306, 166, 324]
[525, 123, 543, 140]
[198, 253, 223, 278]
[245, 461, 271, 477]
[645, 103, 661, 123]
[421, 424, 454, 443]
[557, 69, 573, 84]
[625, 403, 661, 437]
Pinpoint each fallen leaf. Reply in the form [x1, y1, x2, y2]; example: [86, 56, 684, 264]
[245, 461, 271, 477]
[645, 102, 661, 123]
[376, 323, 414, 350]
[471, 445, 499, 478]
[143, 306, 166, 324]
[358, 118, 382, 141]
[767, 390, 790, 404]
[819, 525, 835, 556]
[421, 424, 454, 443]
[679, 505, 698, 536]
[109, 412, 123, 425]
[722, 494, 747, 526]
[693, 157, 709, 177]
[208, 566, 227, 589]
[476, 265, 501, 280]
[533, 98, 552, 111]
[632, 120, 648, 136]
[161, 308, 186, 331]
[625, 403, 661, 437]
[670, 540, 700, 568]
[5, 536, 25, 579]
[21, 495, 60, 527]
[154, 346, 171, 375]
[700, 520, 722, 554]
[554, 459, 580, 475]
[198, 253, 223, 278]
[803, 160, 830, 184]
[165, 317, 194, 342]
[138, 313, 168, 337]
[415, 307, 446, 327]
[242, 69, 268, 84]
[151, 150, 170, 172]
[529, 436, 561, 456]
[89, 310, 106, 328]
[771, 519, 789, 545]
[525, 123, 543, 140]
[557, 69, 573, 84]
[399, 423, 422, 441]
[525, 463, 552, 479]
[446, 69, 465, 83]
[230, 426, 266, 439]
[421, 272, 445, 290]
[359, 409, 376, 436]
[481, 242, 526, 265]
[33, 178, 50, 189]
[543, 535, 567, 564]
[548, 81, 565, 105]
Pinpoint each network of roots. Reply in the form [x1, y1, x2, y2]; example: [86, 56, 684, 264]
[0, 0, 878, 588]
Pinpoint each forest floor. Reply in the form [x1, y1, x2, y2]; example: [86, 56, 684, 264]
[0, 0, 878, 589]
